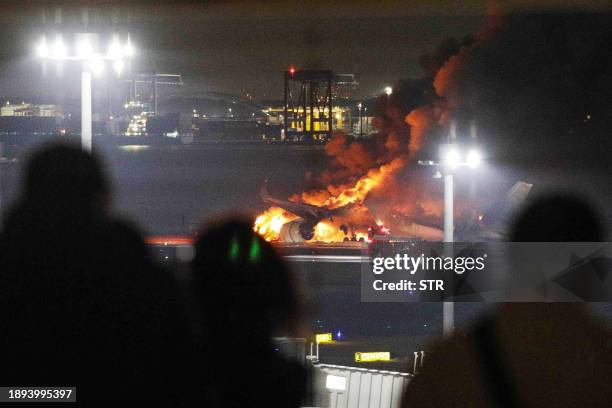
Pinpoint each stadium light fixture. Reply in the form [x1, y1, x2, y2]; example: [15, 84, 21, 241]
[466, 148, 482, 168]
[443, 147, 461, 169]
[440, 145, 482, 170]
[35, 33, 135, 151]
[52, 35, 67, 59]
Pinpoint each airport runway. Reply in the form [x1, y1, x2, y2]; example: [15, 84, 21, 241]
[284, 254, 367, 263]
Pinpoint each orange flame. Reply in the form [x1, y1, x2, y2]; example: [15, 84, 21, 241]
[300, 156, 406, 210]
[253, 207, 370, 243]
[253, 207, 297, 241]
[312, 221, 368, 243]
[254, 156, 406, 242]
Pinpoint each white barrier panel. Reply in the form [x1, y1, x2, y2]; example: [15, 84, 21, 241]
[312, 364, 412, 408]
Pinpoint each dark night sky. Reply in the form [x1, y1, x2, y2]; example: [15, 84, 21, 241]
[0, 1, 486, 101]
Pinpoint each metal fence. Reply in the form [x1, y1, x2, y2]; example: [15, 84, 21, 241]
[309, 364, 412, 408]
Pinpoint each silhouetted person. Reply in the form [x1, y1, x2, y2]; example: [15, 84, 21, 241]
[0, 144, 186, 406]
[192, 219, 307, 407]
[401, 193, 612, 408]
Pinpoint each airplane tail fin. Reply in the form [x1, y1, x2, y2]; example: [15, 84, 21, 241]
[505, 181, 533, 208]
[459, 181, 533, 240]
[479, 181, 533, 235]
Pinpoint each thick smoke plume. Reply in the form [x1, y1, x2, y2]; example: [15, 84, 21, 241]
[432, 11, 612, 159]
[257, 10, 612, 241]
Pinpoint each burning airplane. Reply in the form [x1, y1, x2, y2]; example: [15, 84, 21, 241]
[254, 13, 542, 245]
[255, 183, 371, 243]
[255, 180, 532, 244]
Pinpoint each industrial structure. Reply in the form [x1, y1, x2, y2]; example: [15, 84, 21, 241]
[123, 73, 183, 136]
[283, 69, 357, 141]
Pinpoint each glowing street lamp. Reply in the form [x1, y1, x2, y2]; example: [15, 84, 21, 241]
[35, 33, 135, 152]
[419, 129, 483, 336]
[440, 145, 482, 171]
[384, 86, 393, 96]
[442, 143, 481, 335]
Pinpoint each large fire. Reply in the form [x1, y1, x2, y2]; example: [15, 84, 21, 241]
[298, 156, 406, 209]
[253, 207, 297, 241]
[252, 144, 406, 242]
[253, 206, 369, 243]
[253, 11, 539, 244]
[253, 130, 423, 242]
[253, 37, 450, 243]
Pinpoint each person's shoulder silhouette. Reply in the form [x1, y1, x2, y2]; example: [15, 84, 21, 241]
[0, 143, 179, 406]
[0, 143, 146, 278]
[509, 192, 605, 242]
[401, 192, 612, 408]
[192, 218, 306, 407]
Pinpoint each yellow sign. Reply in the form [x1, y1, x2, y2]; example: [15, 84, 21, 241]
[355, 352, 391, 362]
[316, 333, 333, 343]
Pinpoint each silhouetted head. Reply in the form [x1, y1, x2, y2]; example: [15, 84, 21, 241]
[21, 143, 110, 212]
[193, 218, 302, 342]
[509, 192, 605, 242]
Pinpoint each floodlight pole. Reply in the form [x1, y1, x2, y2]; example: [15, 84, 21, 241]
[443, 171, 454, 336]
[81, 70, 93, 152]
[420, 122, 482, 337]
[444, 173, 454, 243]
[442, 121, 457, 337]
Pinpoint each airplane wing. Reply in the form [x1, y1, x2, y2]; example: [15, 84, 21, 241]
[260, 182, 337, 222]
